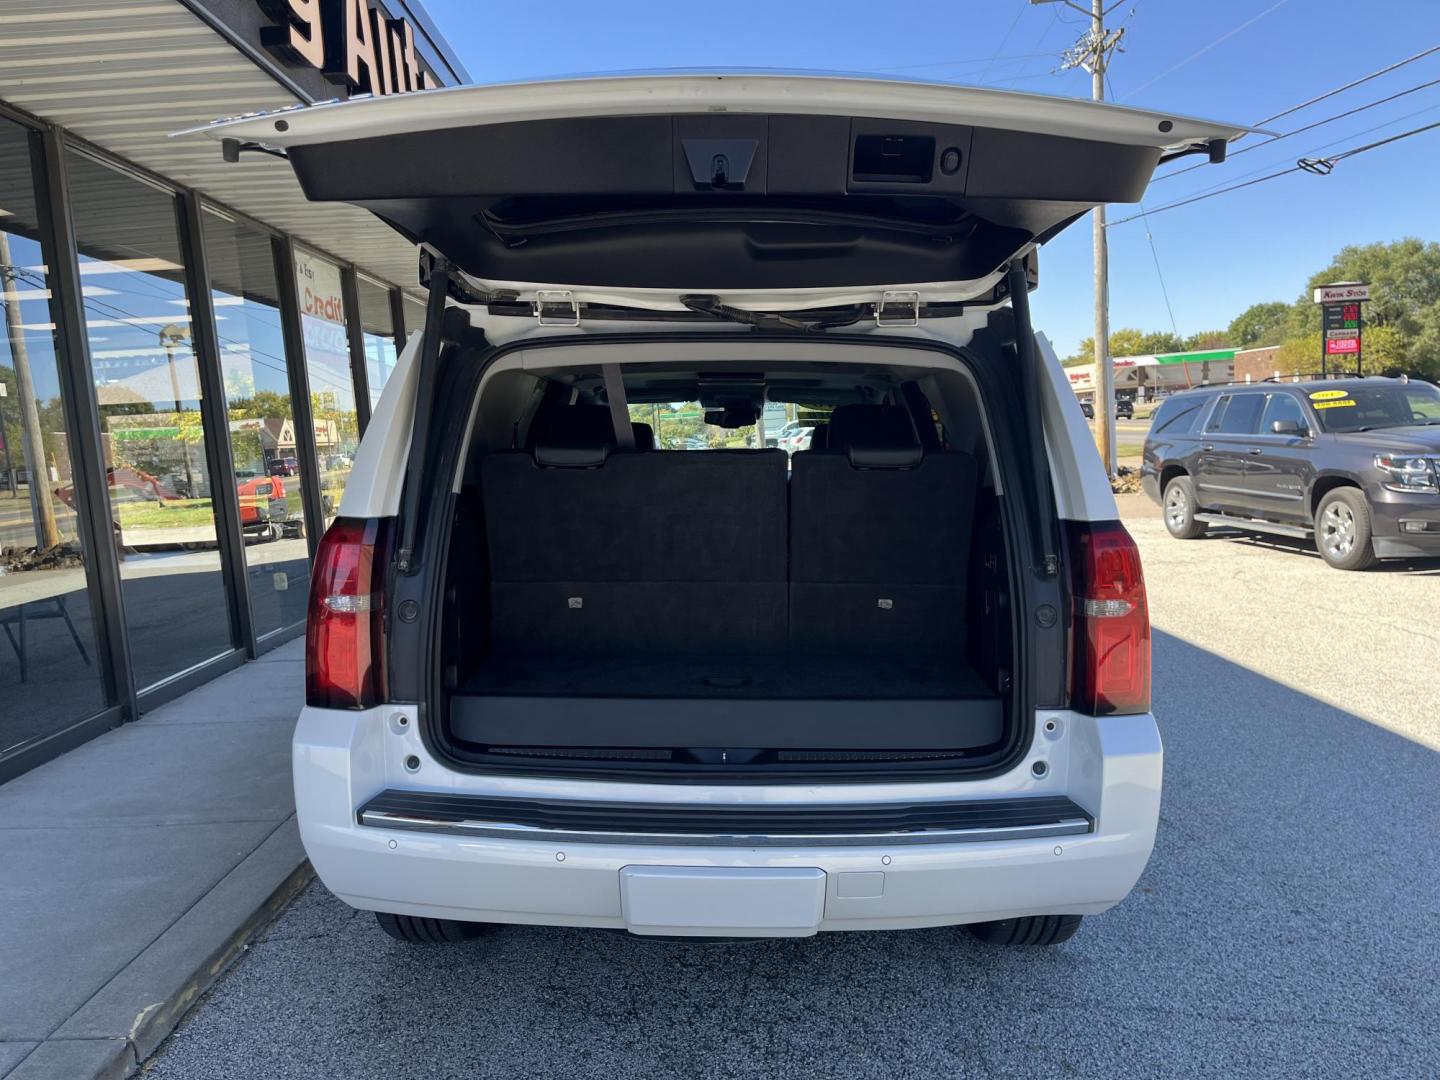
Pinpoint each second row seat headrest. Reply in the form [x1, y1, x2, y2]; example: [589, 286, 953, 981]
[527, 403, 653, 466]
[824, 403, 923, 469]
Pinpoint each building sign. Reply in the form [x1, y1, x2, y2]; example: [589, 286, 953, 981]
[295, 248, 345, 325]
[1314, 283, 1368, 368]
[294, 250, 355, 412]
[258, 0, 434, 97]
[1313, 283, 1371, 304]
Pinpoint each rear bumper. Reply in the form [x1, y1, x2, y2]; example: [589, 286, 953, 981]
[293, 706, 1163, 934]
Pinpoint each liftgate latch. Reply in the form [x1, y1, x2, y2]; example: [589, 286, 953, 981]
[876, 290, 921, 327]
[535, 290, 580, 327]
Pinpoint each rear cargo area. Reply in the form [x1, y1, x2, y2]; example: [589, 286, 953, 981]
[438, 369, 1016, 766]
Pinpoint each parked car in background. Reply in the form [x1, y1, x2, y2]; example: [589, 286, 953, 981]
[1142, 377, 1440, 570]
[777, 425, 814, 454]
[204, 71, 1242, 947]
[1079, 400, 1095, 419]
[1115, 398, 1134, 420]
[269, 456, 299, 476]
[235, 470, 289, 540]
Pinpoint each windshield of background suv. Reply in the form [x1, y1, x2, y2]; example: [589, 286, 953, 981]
[1311, 384, 1440, 432]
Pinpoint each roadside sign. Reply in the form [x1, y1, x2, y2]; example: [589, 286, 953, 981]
[1313, 283, 1371, 304]
[1315, 285, 1367, 372]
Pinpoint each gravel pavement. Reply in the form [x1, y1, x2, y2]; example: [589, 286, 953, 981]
[144, 498, 1440, 1080]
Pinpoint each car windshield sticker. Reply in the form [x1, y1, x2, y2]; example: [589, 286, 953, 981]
[1313, 399, 1357, 409]
[1310, 389, 1349, 401]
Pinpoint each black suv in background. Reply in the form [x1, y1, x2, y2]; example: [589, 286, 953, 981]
[1142, 377, 1440, 570]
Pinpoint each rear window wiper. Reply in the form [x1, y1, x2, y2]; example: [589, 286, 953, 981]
[680, 294, 834, 332]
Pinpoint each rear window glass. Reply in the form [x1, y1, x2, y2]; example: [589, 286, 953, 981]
[1151, 397, 1204, 435]
[629, 403, 832, 451]
[1214, 393, 1266, 434]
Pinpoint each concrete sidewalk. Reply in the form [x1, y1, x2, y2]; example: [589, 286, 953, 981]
[0, 641, 310, 1080]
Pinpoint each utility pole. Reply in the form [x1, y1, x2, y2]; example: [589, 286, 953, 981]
[1, 231, 61, 546]
[1031, 0, 1126, 476]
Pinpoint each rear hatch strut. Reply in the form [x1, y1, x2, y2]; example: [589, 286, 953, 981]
[1006, 259, 1059, 579]
[395, 254, 452, 575]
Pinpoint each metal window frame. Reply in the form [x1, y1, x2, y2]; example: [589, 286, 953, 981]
[273, 237, 327, 553]
[389, 285, 408, 355]
[60, 137, 249, 697]
[32, 125, 139, 724]
[341, 265, 372, 433]
[178, 190, 256, 657]
[0, 115, 130, 779]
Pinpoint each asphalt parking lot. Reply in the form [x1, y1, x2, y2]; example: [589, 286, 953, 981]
[145, 498, 1440, 1080]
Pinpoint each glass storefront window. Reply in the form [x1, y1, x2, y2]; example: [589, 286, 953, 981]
[202, 209, 310, 640]
[294, 248, 359, 526]
[0, 118, 108, 755]
[357, 275, 397, 409]
[65, 150, 234, 690]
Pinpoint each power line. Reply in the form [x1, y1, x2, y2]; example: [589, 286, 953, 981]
[1119, 0, 1291, 101]
[1109, 117, 1440, 226]
[1162, 100, 1440, 203]
[1153, 75, 1440, 183]
[1104, 73, 1178, 337]
[979, 2, 1031, 84]
[1250, 43, 1440, 128]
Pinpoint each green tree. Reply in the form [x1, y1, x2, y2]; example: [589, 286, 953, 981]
[1227, 301, 1291, 348]
[1184, 329, 1230, 351]
[1066, 328, 1185, 366]
[1306, 238, 1440, 340]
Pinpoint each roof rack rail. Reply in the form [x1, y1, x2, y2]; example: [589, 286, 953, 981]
[1261, 370, 1359, 383]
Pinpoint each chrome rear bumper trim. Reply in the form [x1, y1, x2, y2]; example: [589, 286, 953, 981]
[358, 808, 1093, 847]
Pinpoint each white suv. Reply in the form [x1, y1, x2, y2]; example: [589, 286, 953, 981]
[202, 73, 1237, 946]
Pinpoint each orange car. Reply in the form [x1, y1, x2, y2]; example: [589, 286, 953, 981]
[235, 470, 290, 539]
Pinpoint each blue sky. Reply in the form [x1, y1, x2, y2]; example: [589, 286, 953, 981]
[421, 0, 1440, 356]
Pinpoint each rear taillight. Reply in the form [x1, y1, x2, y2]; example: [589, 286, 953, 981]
[306, 517, 392, 709]
[1067, 520, 1150, 716]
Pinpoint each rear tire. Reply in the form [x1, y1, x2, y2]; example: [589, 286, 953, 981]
[1162, 476, 1207, 539]
[966, 914, 1084, 947]
[1315, 488, 1377, 571]
[374, 911, 489, 943]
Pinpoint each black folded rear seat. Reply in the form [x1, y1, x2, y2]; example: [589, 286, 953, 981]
[788, 404, 978, 655]
[460, 402, 997, 754]
[484, 410, 787, 656]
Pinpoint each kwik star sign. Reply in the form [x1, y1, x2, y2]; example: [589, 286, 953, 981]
[258, 0, 436, 97]
[1313, 282, 1370, 362]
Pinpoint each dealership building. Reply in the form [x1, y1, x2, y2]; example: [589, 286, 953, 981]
[0, 0, 468, 781]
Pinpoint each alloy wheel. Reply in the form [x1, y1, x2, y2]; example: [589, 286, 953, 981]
[1321, 502, 1355, 558]
[1165, 486, 1188, 529]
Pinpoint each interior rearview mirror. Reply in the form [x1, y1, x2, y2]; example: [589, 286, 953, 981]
[1271, 419, 1304, 435]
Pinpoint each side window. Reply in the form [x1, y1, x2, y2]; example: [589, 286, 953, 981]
[1260, 393, 1307, 433]
[1152, 397, 1202, 435]
[1205, 395, 1232, 432]
[1217, 393, 1266, 435]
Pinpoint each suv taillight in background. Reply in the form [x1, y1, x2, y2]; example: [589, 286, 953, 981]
[1066, 521, 1151, 716]
[306, 517, 393, 709]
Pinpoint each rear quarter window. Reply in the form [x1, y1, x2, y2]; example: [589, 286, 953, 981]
[1151, 397, 1204, 435]
[1216, 393, 1266, 434]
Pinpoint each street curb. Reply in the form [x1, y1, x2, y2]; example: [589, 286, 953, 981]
[7, 819, 313, 1080]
